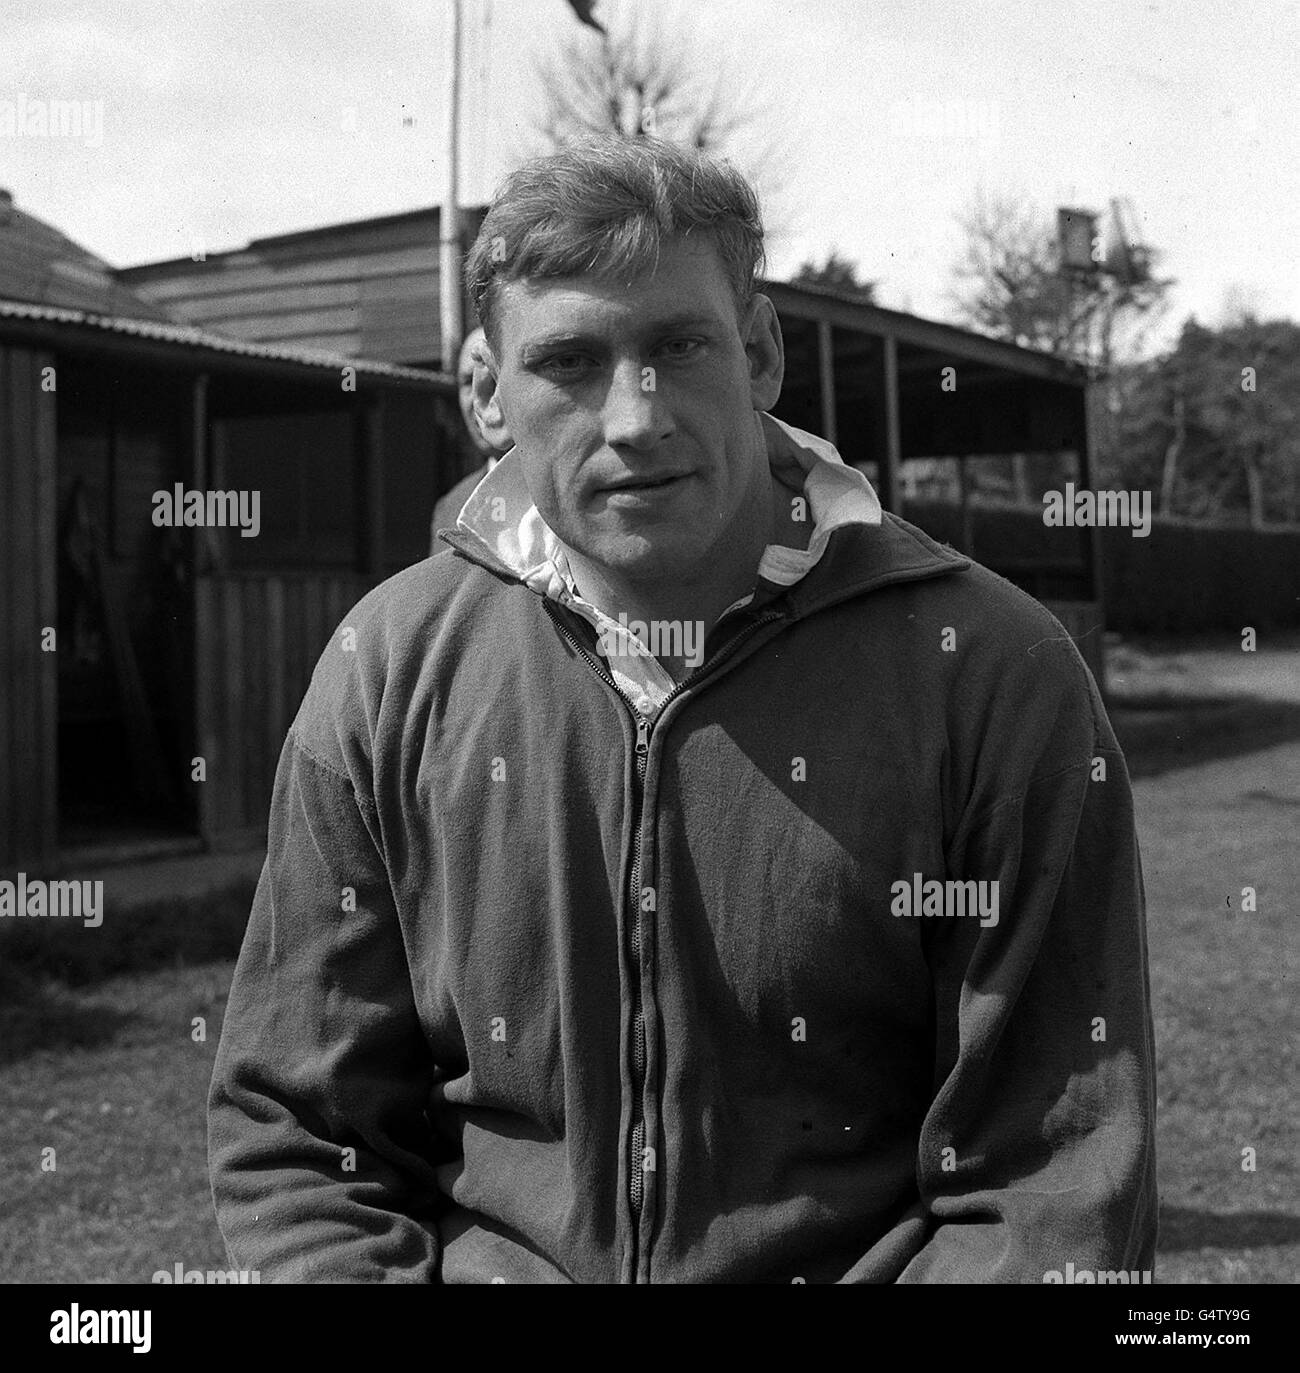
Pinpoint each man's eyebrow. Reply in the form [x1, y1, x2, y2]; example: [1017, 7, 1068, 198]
[643, 312, 728, 333]
[519, 332, 595, 360]
[518, 314, 728, 360]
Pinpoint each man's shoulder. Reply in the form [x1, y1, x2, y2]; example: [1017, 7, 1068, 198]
[931, 551, 1091, 670]
[834, 514, 1113, 798]
[351, 547, 487, 629]
[829, 512, 1102, 727]
[837, 513, 1091, 664]
[289, 550, 517, 767]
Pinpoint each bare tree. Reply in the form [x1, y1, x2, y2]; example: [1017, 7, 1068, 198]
[948, 188, 1175, 482]
[514, 0, 801, 249]
[949, 188, 1172, 369]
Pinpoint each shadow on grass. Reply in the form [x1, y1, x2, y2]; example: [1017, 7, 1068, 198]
[0, 963, 138, 1068]
[1111, 694, 1300, 780]
[1158, 1203, 1300, 1252]
[0, 879, 255, 990]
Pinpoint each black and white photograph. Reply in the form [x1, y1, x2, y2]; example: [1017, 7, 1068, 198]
[0, 0, 1295, 1336]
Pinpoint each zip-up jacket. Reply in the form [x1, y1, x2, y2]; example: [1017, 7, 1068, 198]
[207, 419, 1158, 1283]
[430, 459, 494, 558]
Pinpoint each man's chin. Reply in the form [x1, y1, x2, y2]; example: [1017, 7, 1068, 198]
[574, 528, 708, 582]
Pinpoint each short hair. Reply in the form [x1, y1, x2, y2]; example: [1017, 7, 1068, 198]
[465, 136, 766, 351]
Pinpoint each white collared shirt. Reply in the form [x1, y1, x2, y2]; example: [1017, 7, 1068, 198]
[454, 413, 883, 717]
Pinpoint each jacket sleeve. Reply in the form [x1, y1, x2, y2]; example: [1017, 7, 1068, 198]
[207, 729, 445, 1282]
[891, 649, 1158, 1283]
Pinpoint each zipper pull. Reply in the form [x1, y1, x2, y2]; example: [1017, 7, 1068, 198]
[635, 717, 650, 756]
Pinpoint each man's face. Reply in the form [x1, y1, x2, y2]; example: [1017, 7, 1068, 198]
[476, 235, 783, 590]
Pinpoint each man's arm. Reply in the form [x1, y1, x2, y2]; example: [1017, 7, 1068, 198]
[902, 653, 1157, 1282]
[207, 728, 444, 1282]
[846, 633, 1158, 1283]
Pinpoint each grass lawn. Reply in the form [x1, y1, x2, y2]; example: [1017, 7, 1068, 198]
[0, 963, 231, 1282]
[1131, 740, 1298, 1282]
[1, 640, 1295, 1284]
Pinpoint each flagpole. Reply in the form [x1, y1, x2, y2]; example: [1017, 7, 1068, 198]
[440, 0, 464, 371]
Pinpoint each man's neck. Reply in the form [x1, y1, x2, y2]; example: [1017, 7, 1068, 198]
[566, 454, 806, 683]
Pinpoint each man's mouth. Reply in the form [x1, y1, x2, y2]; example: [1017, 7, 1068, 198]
[601, 471, 691, 493]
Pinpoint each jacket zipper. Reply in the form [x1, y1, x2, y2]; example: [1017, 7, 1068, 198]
[543, 599, 784, 1276]
[628, 715, 650, 1226]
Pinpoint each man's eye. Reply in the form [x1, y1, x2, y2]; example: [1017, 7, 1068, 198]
[542, 353, 592, 377]
[658, 338, 703, 359]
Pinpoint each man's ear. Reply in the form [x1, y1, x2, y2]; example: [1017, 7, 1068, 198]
[471, 338, 513, 450]
[743, 293, 784, 413]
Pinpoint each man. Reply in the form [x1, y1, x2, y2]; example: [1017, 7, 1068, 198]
[208, 136, 1158, 1283]
[429, 326, 507, 557]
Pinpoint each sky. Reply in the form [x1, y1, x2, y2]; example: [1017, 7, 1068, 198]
[2, 0, 1297, 349]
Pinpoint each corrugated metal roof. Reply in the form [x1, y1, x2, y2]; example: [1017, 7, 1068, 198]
[0, 194, 176, 321]
[0, 297, 454, 384]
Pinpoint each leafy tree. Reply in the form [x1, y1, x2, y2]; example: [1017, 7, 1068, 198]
[791, 250, 875, 301]
[1112, 316, 1300, 526]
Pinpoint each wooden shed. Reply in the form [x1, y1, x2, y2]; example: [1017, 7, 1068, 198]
[0, 295, 458, 869]
[117, 206, 486, 369]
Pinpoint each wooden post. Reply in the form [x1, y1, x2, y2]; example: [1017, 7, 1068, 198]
[355, 394, 386, 577]
[817, 319, 837, 447]
[34, 350, 58, 862]
[1075, 385, 1104, 603]
[0, 346, 60, 865]
[873, 334, 903, 511]
[958, 453, 974, 557]
[439, 0, 463, 369]
[192, 374, 223, 573]
[1074, 382, 1107, 697]
[189, 373, 216, 846]
[192, 374, 209, 486]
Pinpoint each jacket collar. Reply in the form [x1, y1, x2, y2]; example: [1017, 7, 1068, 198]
[438, 413, 969, 616]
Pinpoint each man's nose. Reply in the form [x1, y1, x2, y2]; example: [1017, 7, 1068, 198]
[602, 358, 673, 452]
